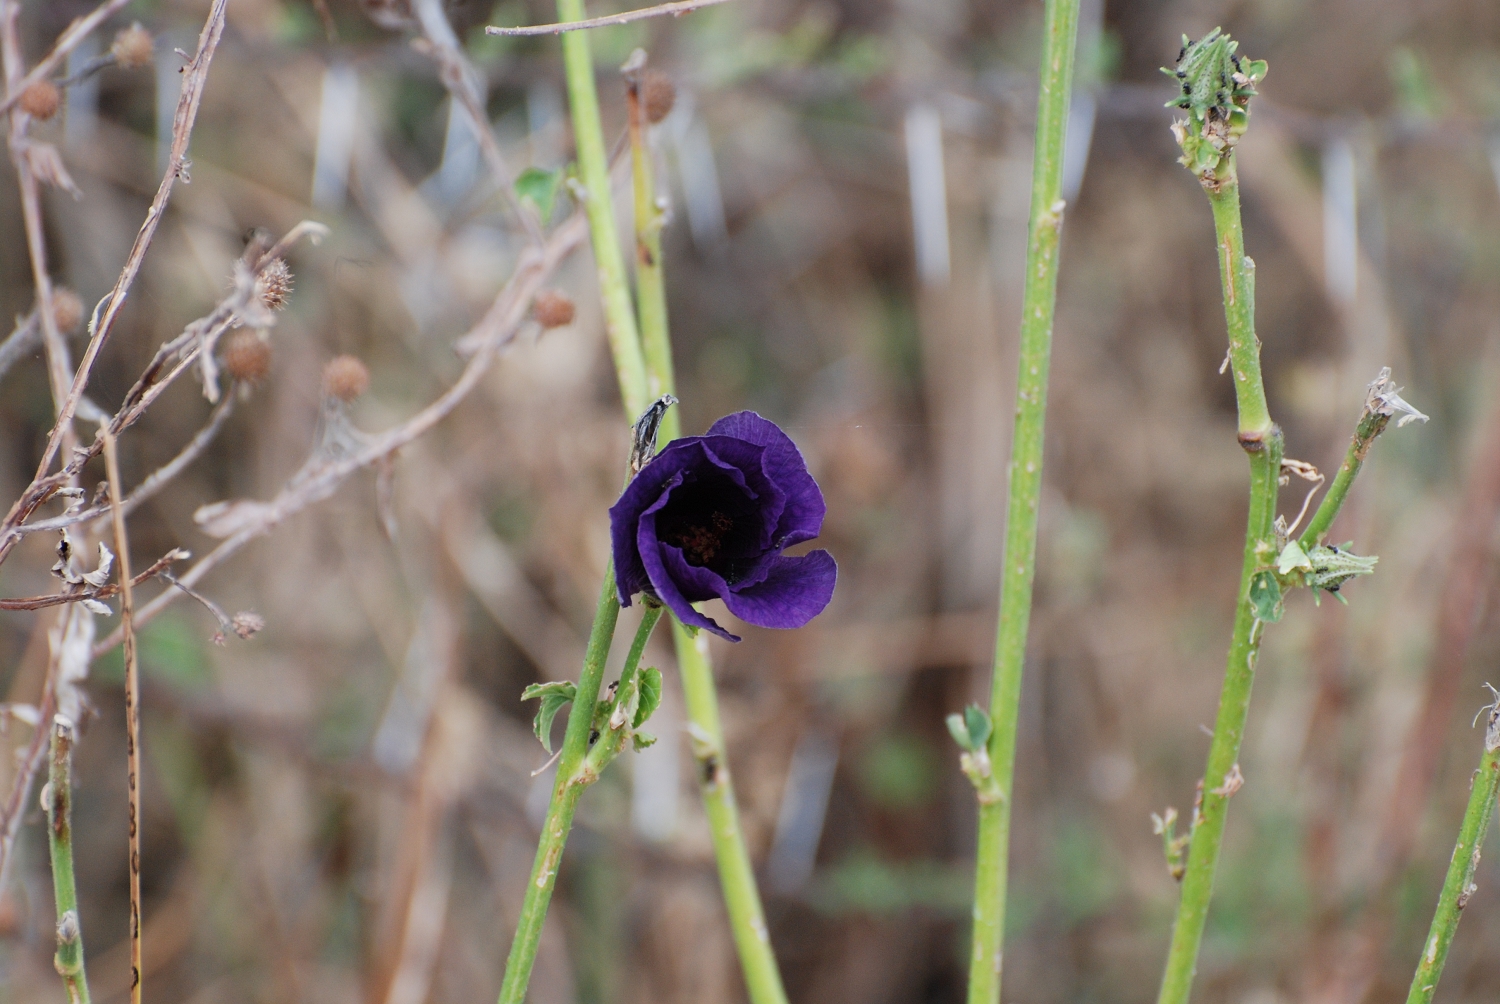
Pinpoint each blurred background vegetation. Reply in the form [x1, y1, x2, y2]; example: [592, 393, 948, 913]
[3, 0, 1500, 1002]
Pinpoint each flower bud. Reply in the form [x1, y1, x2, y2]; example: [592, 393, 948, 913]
[256, 258, 293, 311]
[110, 23, 154, 70]
[49, 288, 83, 333]
[534, 289, 575, 328]
[641, 70, 676, 124]
[224, 330, 272, 384]
[323, 355, 370, 402]
[18, 81, 60, 121]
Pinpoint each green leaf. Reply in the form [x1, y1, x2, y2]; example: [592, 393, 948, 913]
[946, 713, 973, 752]
[522, 680, 576, 753]
[514, 166, 562, 224]
[632, 731, 657, 751]
[634, 667, 663, 728]
[1248, 571, 1283, 622]
[1277, 539, 1311, 576]
[964, 704, 993, 750]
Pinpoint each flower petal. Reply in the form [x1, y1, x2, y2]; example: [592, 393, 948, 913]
[637, 518, 741, 642]
[707, 411, 824, 546]
[722, 550, 836, 630]
[610, 444, 697, 603]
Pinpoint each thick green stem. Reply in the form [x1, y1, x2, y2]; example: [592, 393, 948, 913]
[1404, 703, 1500, 1004]
[1299, 408, 1390, 549]
[498, 571, 620, 1004]
[675, 620, 790, 1004]
[557, 0, 650, 418]
[623, 55, 788, 1003]
[966, 0, 1079, 1000]
[1155, 158, 1282, 1004]
[47, 716, 91, 1004]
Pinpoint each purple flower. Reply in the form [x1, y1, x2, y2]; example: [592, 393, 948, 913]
[609, 411, 836, 641]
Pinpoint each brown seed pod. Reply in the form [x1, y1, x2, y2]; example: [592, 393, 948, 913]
[49, 288, 84, 334]
[18, 81, 60, 121]
[224, 329, 272, 383]
[533, 289, 576, 328]
[641, 70, 676, 124]
[323, 355, 370, 402]
[110, 23, 154, 70]
[256, 258, 294, 311]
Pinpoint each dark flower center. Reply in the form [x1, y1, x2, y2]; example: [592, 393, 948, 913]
[655, 474, 762, 581]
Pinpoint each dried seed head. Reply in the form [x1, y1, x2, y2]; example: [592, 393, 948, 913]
[641, 69, 676, 124]
[224, 329, 272, 383]
[534, 289, 576, 328]
[231, 611, 265, 639]
[49, 288, 84, 333]
[18, 81, 60, 121]
[323, 354, 370, 402]
[256, 258, 293, 311]
[110, 23, 155, 70]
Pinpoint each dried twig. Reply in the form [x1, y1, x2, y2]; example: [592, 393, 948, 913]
[2, 3, 75, 459]
[410, 0, 543, 245]
[94, 212, 588, 656]
[28, 0, 228, 485]
[0, 0, 135, 115]
[0, 308, 40, 383]
[0, 550, 184, 611]
[100, 429, 144, 1004]
[486, 0, 733, 35]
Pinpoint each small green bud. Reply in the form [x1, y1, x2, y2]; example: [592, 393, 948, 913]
[1163, 28, 1267, 187]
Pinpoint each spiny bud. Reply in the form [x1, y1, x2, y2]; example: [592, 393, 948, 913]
[534, 289, 576, 328]
[49, 288, 83, 333]
[323, 355, 370, 402]
[641, 70, 676, 124]
[224, 329, 272, 383]
[18, 81, 60, 121]
[110, 23, 154, 70]
[256, 258, 293, 311]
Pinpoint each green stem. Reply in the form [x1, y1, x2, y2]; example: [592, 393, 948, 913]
[498, 571, 621, 1004]
[1155, 157, 1283, 1004]
[557, 0, 650, 418]
[675, 619, 790, 1004]
[1404, 703, 1500, 1004]
[1299, 407, 1390, 549]
[624, 55, 788, 1004]
[626, 70, 675, 415]
[966, 0, 1080, 999]
[584, 604, 663, 770]
[47, 715, 91, 1004]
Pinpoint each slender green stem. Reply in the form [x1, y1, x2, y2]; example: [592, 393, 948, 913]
[625, 69, 675, 414]
[1155, 158, 1283, 1004]
[47, 715, 91, 1004]
[498, 571, 621, 1004]
[675, 619, 790, 1004]
[623, 53, 789, 1004]
[557, 0, 650, 418]
[584, 605, 663, 770]
[966, 0, 1079, 1000]
[1405, 701, 1500, 1004]
[1299, 407, 1390, 549]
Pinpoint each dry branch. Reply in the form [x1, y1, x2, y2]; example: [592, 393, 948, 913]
[485, 0, 733, 35]
[94, 211, 589, 656]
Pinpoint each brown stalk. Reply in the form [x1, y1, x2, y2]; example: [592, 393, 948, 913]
[100, 429, 143, 1004]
